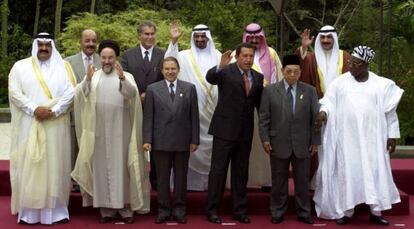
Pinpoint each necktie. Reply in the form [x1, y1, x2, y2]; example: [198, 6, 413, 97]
[242, 72, 250, 96]
[84, 56, 92, 70]
[169, 83, 175, 101]
[287, 86, 294, 115]
[144, 50, 150, 70]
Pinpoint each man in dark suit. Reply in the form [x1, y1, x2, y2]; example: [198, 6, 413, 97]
[205, 43, 263, 224]
[121, 20, 165, 189]
[259, 55, 320, 224]
[121, 20, 165, 101]
[143, 57, 200, 224]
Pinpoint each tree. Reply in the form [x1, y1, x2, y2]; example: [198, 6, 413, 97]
[90, 0, 96, 13]
[33, 0, 40, 37]
[54, 0, 62, 47]
[1, 0, 8, 58]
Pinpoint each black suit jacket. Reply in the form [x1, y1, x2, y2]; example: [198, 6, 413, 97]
[143, 80, 200, 151]
[206, 63, 264, 141]
[121, 46, 165, 94]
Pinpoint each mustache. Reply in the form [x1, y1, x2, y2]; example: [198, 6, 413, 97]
[39, 50, 49, 54]
[86, 45, 95, 49]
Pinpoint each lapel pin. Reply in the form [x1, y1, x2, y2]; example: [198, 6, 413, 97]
[180, 93, 183, 97]
[300, 94, 303, 100]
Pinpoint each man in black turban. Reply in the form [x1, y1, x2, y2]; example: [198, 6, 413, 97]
[72, 39, 150, 224]
[259, 54, 320, 224]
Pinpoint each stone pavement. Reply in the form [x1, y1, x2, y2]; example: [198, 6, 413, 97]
[0, 122, 10, 160]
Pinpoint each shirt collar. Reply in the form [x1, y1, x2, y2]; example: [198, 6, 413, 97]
[283, 79, 297, 91]
[236, 64, 251, 76]
[140, 44, 154, 56]
[165, 79, 178, 86]
[81, 51, 94, 61]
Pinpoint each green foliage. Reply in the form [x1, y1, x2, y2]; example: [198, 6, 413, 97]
[61, 9, 197, 57]
[0, 23, 31, 107]
[177, 0, 276, 51]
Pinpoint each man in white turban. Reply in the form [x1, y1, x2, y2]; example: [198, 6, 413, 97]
[165, 22, 221, 191]
[8, 32, 76, 225]
[314, 46, 403, 226]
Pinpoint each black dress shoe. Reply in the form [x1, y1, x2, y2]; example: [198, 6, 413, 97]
[232, 215, 251, 224]
[369, 214, 389, 226]
[336, 216, 351, 225]
[271, 216, 284, 224]
[297, 216, 314, 224]
[155, 215, 170, 224]
[207, 214, 222, 224]
[173, 215, 187, 224]
[99, 217, 114, 224]
[122, 217, 135, 224]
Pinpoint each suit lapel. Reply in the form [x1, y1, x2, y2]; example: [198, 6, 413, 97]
[230, 64, 246, 96]
[74, 53, 86, 82]
[156, 81, 173, 112]
[172, 80, 185, 116]
[295, 82, 305, 114]
[135, 46, 148, 73]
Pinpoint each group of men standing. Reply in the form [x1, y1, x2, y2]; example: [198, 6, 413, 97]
[8, 20, 403, 226]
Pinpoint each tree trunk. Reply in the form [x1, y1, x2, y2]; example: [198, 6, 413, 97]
[33, 0, 40, 37]
[90, 0, 95, 14]
[1, 0, 8, 58]
[54, 0, 62, 48]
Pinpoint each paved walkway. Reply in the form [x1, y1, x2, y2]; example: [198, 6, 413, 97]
[0, 122, 10, 160]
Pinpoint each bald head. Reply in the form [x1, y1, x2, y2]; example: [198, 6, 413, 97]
[80, 29, 97, 56]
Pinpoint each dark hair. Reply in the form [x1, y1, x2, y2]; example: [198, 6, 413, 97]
[235, 42, 255, 56]
[137, 20, 157, 34]
[282, 54, 301, 68]
[98, 40, 120, 56]
[161, 56, 180, 70]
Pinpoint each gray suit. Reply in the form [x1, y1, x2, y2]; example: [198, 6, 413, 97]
[143, 79, 199, 218]
[259, 80, 320, 219]
[65, 52, 101, 83]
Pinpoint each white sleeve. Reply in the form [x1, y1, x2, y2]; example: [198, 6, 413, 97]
[119, 78, 138, 99]
[8, 65, 38, 116]
[386, 107, 400, 138]
[51, 76, 75, 117]
[164, 41, 179, 59]
[299, 46, 307, 60]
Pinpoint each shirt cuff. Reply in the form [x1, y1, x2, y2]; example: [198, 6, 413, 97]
[319, 105, 329, 117]
[51, 106, 61, 117]
[27, 103, 39, 116]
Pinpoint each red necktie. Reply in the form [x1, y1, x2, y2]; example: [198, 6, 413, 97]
[242, 72, 250, 96]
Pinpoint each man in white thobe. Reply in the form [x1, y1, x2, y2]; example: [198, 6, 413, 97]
[8, 32, 75, 225]
[165, 23, 220, 191]
[72, 40, 150, 224]
[297, 25, 352, 186]
[314, 46, 404, 226]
